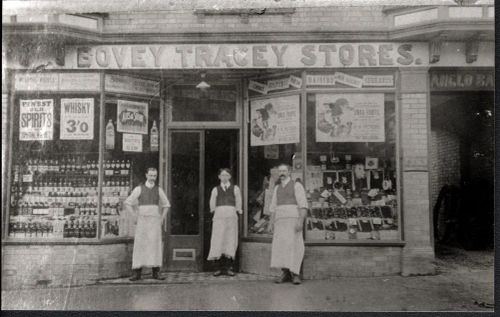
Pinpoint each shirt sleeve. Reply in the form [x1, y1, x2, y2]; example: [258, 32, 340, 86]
[234, 185, 243, 214]
[294, 182, 308, 209]
[209, 187, 218, 212]
[158, 188, 171, 208]
[123, 186, 141, 207]
[269, 185, 278, 213]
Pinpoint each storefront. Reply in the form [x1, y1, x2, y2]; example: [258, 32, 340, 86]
[1, 5, 494, 289]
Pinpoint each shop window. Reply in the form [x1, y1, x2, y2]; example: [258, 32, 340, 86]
[9, 93, 101, 240]
[103, 98, 161, 239]
[305, 93, 398, 241]
[171, 85, 237, 122]
[246, 94, 302, 237]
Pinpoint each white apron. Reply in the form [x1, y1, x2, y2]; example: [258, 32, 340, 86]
[207, 206, 239, 260]
[132, 205, 163, 269]
[270, 205, 304, 275]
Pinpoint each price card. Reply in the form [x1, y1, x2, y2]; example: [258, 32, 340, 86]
[22, 174, 33, 183]
[60, 98, 94, 140]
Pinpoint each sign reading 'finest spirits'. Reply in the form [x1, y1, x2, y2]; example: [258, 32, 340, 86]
[19, 99, 54, 141]
[67, 43, 428, 69]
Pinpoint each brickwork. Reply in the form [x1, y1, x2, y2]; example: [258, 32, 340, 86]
[399, 85, 435, 276]
[1, 242, 133, 290]
[103, 7, 388, 33]
[240, 242, 402, 278]
[429, 129, 461, 210]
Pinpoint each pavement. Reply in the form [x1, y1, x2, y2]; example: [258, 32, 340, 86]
[1, 245, 495, 311]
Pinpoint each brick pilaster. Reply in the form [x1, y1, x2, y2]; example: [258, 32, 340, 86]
[399, 68, 436, 276]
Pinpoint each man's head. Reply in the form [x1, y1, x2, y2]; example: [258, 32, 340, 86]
[218, 168, 232, 183]
[277, 164, 291, 180]
[145, 167, 158, 183]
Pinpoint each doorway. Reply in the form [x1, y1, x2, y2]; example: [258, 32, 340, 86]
[165, 129, 239, 272]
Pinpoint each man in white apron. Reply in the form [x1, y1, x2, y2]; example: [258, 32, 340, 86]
[269, 164, 308, 284]
[124, 168, 170, 281]
[207, 168, 242, 276]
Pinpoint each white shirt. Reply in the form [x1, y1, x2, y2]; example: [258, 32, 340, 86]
[209, 182, 243, 214]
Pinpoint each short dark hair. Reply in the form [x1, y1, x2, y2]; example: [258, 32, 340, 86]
[277, 163, 291, 171]
[146, 167, 158, 174]
[218, 168, 232, 176]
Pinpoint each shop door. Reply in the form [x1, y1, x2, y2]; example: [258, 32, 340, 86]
[165, 130, 239, 272]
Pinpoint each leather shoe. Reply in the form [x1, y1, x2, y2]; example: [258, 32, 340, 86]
[275, 269, 291, 283]
[129, 268, 142, 281]
[152, 267, 165, 280]
[292, 273, 302, 285]
[213, 270, 223, 277]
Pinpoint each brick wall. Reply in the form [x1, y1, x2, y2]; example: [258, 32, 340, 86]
[399, 72, 435, 276]
[429, 129, 461, 210]
[103, 7, 388, 33]
[240, 242, 402, 278]
[1, 242, 133, 290]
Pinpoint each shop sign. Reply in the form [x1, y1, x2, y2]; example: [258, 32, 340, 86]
[175, 88, 237, 102]
[19, 99, 54, 141]
[250, 94, 300, 146]
[67, 43, 428, 69]
[333, 72, 363, 88]
[15, 73, 59, 91]
[105, 74, 159, 96]
[315, 93, 385, 143]
[306, 75, 336, 86]
[430, 71, 494, 91]
[122, 133, 143, 152]
[362, 75, 394, 87]
[117, 100, 148, 134]
[60, 98, 94, 140]
[289, 75, 303, 88]
[248, 80, 268, 94]
[267, 78, 290, 91]
[59, 73, 101, 91]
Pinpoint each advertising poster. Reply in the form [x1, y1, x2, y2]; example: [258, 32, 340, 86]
[122, 133, 143, 152]
[316, 93, 385, 142]
[264, 145, 279, 159]
[19, 99, 54, 141]
[250, 95, 300, 146]
[117, 100, 148, 134]
[60, 98, 94, 140]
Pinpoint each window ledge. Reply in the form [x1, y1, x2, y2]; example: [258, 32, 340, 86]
[2, 237, 134, 246]
[305, 240, 405, 247]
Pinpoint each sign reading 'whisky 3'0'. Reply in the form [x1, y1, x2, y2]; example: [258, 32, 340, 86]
[66, 43, 429, 69]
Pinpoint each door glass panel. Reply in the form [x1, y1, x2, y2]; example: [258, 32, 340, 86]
[170, 132, 200, 235]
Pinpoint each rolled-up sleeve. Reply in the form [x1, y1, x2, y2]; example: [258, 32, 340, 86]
[124, 186, 141, 207]
[294, 182, 308, 209]
[158, 188, 171, 208]
[269, 186, 278, 213]
[234, 185, 243, 214]
[209, 188, 218, 212]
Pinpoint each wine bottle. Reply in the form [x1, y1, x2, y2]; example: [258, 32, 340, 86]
[150, 120, 159, 152]
[105, 120, 115, 150]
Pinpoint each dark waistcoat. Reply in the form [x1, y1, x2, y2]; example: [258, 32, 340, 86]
[216, 184, 236, 207]
[138, 184, 160, 206]
[276, 180, 298, 206]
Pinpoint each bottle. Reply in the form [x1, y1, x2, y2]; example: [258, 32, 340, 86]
[105, 120, 115, 150]
[150, 120, 159, 152]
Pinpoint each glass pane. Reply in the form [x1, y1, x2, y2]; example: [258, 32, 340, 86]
[170, 132, 200, 235]
[246, 95, 302, 237]
[171, 86, 237, 122]
[103, 99, 161, 239]
[9, 94, 100, 240]
[305, 93, 398, 241]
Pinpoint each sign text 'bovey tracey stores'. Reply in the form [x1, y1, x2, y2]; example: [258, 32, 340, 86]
[67, 43, 429, 69]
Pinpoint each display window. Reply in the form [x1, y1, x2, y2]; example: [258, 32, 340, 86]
[305, 93, 398, 241]
[103, 97, 161, 239]
[8, 92, 101, 240]
[246, 91, 303, 237]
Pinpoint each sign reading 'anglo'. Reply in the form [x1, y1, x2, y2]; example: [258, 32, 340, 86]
[66, 43, 429, 69]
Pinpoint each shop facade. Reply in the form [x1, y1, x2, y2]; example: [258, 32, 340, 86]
[1, 3, 494, 289]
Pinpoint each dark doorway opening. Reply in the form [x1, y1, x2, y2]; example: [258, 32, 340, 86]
[431, 92, 494, 250]
[203, 129, 240, 271]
